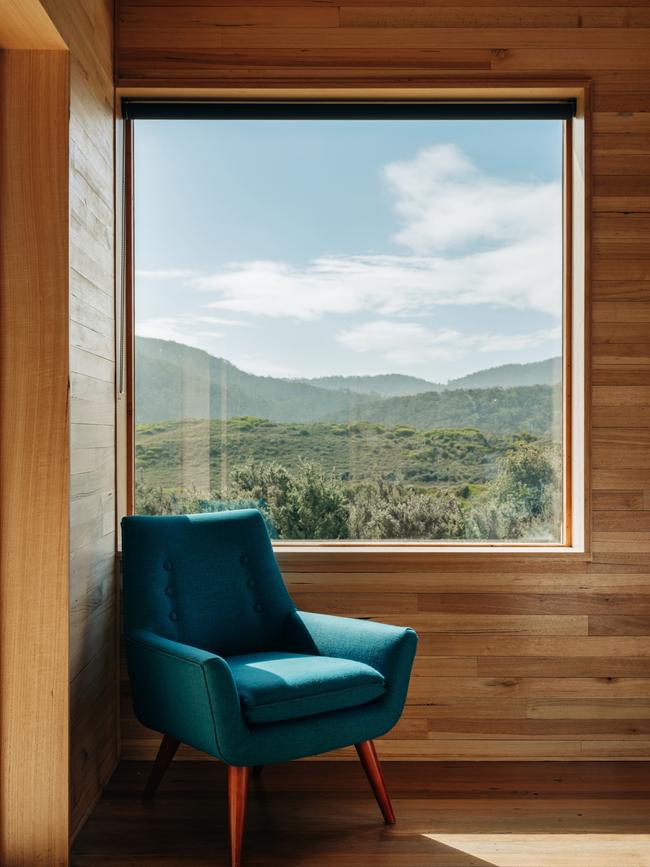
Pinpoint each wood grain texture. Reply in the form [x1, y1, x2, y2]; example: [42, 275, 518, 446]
[0, 0, 65, 48]
[40, 0, 118, 841]
[0, 47, 70, 867]
[71, 760, 650, 866]
[116, 0, 650, 763]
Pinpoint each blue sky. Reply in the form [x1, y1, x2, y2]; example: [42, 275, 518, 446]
[135, 118, 563, 382]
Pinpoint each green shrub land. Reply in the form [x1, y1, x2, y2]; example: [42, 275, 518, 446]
[135, 419, 561, 542]
[134, 337, 563, 541]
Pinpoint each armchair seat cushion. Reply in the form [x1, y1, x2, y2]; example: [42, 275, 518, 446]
[225, 651, 386, 725]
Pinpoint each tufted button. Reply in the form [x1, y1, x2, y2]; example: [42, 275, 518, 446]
[246, 578, 256, 589]
[163, 560, 173, 572]
[239, 554, 249, 565]
[253, 603, 263, 614]
[169, 611, 178, 622]
[164, 586, 174, 597]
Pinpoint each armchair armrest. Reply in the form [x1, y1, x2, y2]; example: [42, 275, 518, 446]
[285, 611, 418, 688]
[125, 629, 247, 762]
[128, 628, 221, 667]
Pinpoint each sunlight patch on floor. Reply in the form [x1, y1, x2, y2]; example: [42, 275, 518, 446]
[422, 833, 650, 866]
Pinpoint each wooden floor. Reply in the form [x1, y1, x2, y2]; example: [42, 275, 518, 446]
[72, 760, 650, 866]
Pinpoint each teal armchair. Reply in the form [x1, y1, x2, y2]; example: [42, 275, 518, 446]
[122, 510, 418, 866]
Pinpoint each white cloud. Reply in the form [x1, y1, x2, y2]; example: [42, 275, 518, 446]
[198, 259, 362, 320]
[194, 315, 250, 328]
[383, 143, 561, 254]
[338, 320, 561, 366]
[136, 313, 248, 344]
[192, 143, 562, 321]
[478, 326, 561, 353]
[338, 322, 462, 363]
[195, 234, 560, 320]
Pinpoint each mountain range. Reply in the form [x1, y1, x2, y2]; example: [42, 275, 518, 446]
[135, 336, 561, 436]
[299, 357, 561, 396]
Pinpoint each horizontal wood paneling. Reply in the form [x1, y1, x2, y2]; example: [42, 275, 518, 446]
[117, 0, 650, 762]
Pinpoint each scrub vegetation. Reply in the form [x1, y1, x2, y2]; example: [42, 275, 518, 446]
[135, 337, 562, 541]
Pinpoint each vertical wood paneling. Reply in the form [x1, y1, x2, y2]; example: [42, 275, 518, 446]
[116, 1, 650, 762]
[0, 47, 70, 866]
[42, 0, 117, 839]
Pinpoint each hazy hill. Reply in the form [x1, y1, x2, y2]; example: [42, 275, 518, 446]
[326, 385, 560, 437]
[447, 357, 562, 390]
[297, 373, 443, 397]
[298, 358, 561, 395]
[135, 337, 378, 424]
[135, 337, 559, 434]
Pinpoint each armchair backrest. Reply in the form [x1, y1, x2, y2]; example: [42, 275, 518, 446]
[121, 509, 296, 657]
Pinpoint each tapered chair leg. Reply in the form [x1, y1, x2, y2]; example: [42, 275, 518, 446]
[143, 734, 180, 799]
[355, 740, 396, 825]
[228, 766, 250, 867]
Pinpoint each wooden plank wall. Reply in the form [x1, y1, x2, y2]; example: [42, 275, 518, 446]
[41, 0, 118, 838]
[116, 1, 650, 762]
[0, 47, 70, 866]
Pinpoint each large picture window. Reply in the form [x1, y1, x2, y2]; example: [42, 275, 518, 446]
[127, 99, 582, 547]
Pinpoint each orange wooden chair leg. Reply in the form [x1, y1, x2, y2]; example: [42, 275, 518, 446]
[355, 740, 396, 825]
[143, 734, 180, 799]
[228, 765, 250, 867]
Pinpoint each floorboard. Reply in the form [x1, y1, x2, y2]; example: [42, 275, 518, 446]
[71, 761, 650, 866]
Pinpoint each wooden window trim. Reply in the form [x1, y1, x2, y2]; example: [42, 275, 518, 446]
[125, 118, 135, 517]
[118, 82, 590, 561]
